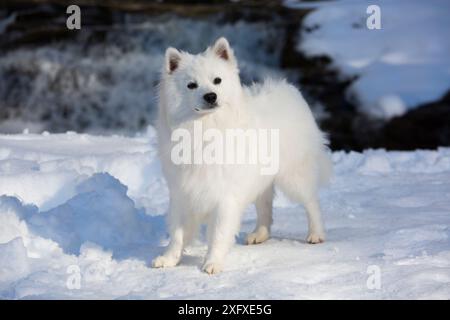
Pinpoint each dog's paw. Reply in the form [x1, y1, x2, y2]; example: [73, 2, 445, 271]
[306, 232, 325, 244]
[202, 262, 223, 275]
[152, 255, 178, 268]
[246, 228, 269, 245]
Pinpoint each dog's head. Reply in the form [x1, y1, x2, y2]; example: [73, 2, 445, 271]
[161, 37, 241, 120]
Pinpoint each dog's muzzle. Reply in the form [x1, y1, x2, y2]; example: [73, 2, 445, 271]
[194, 103, 219, 114]
[194, 92, 219, 114]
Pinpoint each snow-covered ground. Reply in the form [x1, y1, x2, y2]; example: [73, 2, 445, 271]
[293, 0, 450, 119]
[0, 130, 449, 299]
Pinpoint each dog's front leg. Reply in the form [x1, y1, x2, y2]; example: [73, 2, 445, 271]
[152, 228, 184, 268]
[203, 200, 241, 275]
[152, 203, 186, 268]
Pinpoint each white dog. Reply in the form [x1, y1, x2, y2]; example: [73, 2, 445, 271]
[153, 37, 332, 274]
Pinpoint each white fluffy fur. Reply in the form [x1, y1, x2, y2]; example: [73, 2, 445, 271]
[153, 37, 332, 274]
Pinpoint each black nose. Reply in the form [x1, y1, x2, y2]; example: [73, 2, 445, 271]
[203, 92, 217, 104]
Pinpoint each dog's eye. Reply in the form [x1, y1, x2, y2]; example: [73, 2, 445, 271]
[187, 82, 198, 89]
[213, 77, 222, 85]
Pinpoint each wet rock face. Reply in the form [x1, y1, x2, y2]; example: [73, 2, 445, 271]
[1, 1, 449, 150]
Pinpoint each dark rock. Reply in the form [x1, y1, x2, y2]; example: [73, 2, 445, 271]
[379, 91, 450, 150]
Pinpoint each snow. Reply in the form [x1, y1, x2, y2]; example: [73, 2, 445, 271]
[294, 0, 450, 119]
[0, 130, 449, 299]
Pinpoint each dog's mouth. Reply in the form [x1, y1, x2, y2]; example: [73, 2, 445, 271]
[194, 103, 219, 114]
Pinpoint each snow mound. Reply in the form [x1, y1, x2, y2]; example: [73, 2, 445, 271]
[0, 238, 29, 284]
[20, 173, 164, 257]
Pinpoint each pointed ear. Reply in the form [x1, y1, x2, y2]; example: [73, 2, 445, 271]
[212, 37, 235, 63]
[165, 47, 181, 74]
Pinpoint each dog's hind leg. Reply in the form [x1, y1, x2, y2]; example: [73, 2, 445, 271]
[246, 184, 273, 245]
[276, 165, 326, 244]
[301, 192, 326, 244]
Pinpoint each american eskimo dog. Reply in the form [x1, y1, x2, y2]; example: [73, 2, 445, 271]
[153, 37, 332, 274]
